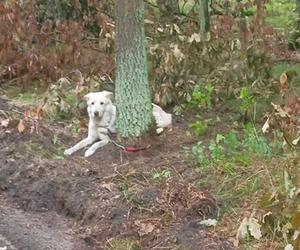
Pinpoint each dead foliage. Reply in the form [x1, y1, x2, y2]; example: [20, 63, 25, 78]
[263, 73, 300, 147]
[0, 0, 114, 86]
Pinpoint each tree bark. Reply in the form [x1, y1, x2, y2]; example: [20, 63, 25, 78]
[114, 0, 153, 138]
[197, 0, 210, 34]
[253, 0, 266, 33]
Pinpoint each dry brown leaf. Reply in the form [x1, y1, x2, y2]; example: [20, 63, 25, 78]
[236, 216, 262, 241]
[271, 103, 290, 118]
[280, 72, 288, 85]
[134, 220, 155, 237]
[248, 217, 262, 240]
[1, 119, 10, 128]
[17, 119, 26, 133]
[236, 217, 249, 240]
[101, 183, 116, 192]
[35, 105, 44, 120]
[262, 117, 270, 133]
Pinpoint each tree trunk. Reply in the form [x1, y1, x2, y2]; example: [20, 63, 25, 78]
[254, 0, 266, 33]
[197, 0, 210, 33]
[114, 0, 153, 138]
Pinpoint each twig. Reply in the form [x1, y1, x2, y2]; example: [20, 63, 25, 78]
[0, 110, 9, 119]
[144, 0, 159, 9]
[263, 165, 275, 193]
[11, 109, 25, 116]
[0, 108, 25, 117]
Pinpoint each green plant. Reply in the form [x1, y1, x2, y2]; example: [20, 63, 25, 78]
[239, 87, 256, 119]
[222, 162, 236, 176]
[105, 238, 141, 250]
[189, 83, 214, 109]
[189, 124, 279, 172]
[152, 169, 171, 182]
[208, 139, 225, 162]
[266, 0, 296, 31]
[121, 182, 138, 205]
[233, 154, 252, 166]
[243, 124, 272, 156]
[52, 134, 65, 160]
[256, 157, 300, 249]
[189, 119, 208, 136]
[224, 131, 239, 151]
[191, 141, 210, 167]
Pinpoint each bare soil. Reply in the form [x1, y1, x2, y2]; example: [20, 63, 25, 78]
[0, 97, 236, 250]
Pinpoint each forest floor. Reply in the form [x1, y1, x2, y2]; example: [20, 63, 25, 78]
[0, 96, 240, 250]
[0, 93, 286, 250]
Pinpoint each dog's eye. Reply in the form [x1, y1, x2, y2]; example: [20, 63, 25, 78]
[100, 102, 104, 105]
[91, 102, 95, 105]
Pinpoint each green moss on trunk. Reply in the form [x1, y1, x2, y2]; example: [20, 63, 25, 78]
[114, 0, 153, 138]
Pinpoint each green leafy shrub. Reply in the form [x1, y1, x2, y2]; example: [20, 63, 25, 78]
[243, 124, 272, 156]
[189, 125, 278, 170]
[189, 119, 208, 136]
[288, 29, 300, 50]
[189, 82, 214, 109]
[190, 142, 210, 167]
[152, 169, 171, 182]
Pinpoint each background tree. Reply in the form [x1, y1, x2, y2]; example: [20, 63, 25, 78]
[114, 0, 153, 138]
[197, 0, 210, 33]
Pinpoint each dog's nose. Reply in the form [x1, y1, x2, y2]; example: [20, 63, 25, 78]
[94, 111, 99, 117]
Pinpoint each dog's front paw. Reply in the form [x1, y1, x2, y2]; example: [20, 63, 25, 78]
[64, 148, 74, 156]
[84, 149, 95, 157]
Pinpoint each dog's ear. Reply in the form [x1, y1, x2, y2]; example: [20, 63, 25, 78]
[102, 91, 113, 100]
[83, 93, 93, 101]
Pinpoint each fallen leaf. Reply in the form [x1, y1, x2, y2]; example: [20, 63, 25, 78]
[17, 119, 25, 133]
[262, 211, 272, 223]
[156, 128, 164, 135]
[262, 117, 270, 133]
[101, 183, 116, 192]
[284, 168, 296, 199]
[284, 244, 294, 250]
[35, 105, 44, 119]
[280, 72, 288, 85]
[236, 216, 262, 241]
[248, 217, 262, 240]
[292, 137, 300, 146]
[173, 24, 181, 34]
[199, 218, 218, 227]
[188, 33, 201, 43]
[236, 217, 249, 240]
[233, 238, 240, 248]
[134, 220, 155, 237]
[271, 103, 290, 118]
[1, 119, 9, 128]
[293, 230, 300, 241]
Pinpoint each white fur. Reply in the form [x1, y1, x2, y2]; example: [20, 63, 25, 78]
[64, 91, 172, 157]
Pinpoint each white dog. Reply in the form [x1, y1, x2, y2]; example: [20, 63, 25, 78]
[64, 91, 172, 157]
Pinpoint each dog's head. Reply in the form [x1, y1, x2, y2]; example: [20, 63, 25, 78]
[84, 91, 113, 119]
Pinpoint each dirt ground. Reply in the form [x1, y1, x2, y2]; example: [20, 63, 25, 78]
[0, 97, 236, 250]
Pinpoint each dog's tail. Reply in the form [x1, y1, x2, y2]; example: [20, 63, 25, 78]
[152, 103, 172, 128]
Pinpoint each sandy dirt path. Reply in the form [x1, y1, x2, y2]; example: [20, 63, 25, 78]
[0, 197, 89, 250]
